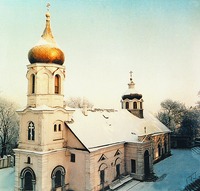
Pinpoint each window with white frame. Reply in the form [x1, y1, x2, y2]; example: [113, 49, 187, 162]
[28, 121, 35, 141]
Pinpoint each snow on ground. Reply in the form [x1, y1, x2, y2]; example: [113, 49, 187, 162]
[117, 149, 200, 191]
[0, 149, 200, 191]
[0, 167, 15, 191]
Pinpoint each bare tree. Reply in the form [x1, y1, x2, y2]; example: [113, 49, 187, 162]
[157, 99, 186, 132]
[0, 97, 19, 157]
[65, 97, 94, 109]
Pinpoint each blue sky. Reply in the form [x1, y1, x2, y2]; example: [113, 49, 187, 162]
[0, 0, 199, 113]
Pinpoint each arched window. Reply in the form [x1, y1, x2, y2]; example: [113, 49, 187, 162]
[27, 157, 31, 164]
[51, 166, 66, 191]
[55, 75, 60, 94]
[115, 158, 122, 179]
[140, 102, 142, 109]
[53, 122, 63, 140]
[31, 74, 35, 94]
[133, 102, 137, 109]
[58, 124, 61, 131]
[116, 164, 120, 178]
[20, 167, 36, 191]
[125, 102, 129, 109]
[100, 170, 105, 184]
[25, 172, 33, 190]
[28, 122, 35, 141]
[99, 163, 108, 188]
[55, 170, 61, 188]
[54, 124, 57, 132]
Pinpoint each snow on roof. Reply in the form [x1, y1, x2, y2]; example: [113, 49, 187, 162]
[17, 105, 75, 112]
[67, 109, 170, 151]
[139, 111, 171, 136]
[123, 87, 139, 96]
[16, 105, 55, 112]
[30, 105, 55, 111]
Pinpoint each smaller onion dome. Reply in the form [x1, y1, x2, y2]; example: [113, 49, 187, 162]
[122, 72, 142, 100]
[28, 8, 65, 65]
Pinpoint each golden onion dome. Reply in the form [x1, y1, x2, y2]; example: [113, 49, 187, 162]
[28, 9, 65, 65]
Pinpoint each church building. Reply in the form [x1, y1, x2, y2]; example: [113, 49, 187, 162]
[14, 7, 171, 191]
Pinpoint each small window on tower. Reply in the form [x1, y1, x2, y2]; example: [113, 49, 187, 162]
[54, 124, 57, 132]
[140, 102, 142, 109]
[58, 124, 61, 131]
[126, 102, 129, 109]
[71, 154, 75, 162]
[133, 102, 137, 109]
[27, 157, 31, 164]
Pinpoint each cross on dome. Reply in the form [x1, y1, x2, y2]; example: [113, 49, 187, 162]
[42, 3, 54, 41]
[46, 3, 50, 12]
[128, 71, 135, 86]
[130, 71, 133, 81]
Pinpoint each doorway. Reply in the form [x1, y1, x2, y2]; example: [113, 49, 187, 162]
[131, 159, 136, 173]
[20, 167, 36, 191]
[116, 164, 120, 178]
[144, 150, 150, 176]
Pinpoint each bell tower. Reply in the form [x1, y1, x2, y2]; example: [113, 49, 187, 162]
[27, 6, 65, 108]
[14, 5, 73, 191]
[121, 71, 144, 118]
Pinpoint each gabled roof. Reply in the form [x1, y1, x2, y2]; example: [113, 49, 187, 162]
[66, 109, 170, 152]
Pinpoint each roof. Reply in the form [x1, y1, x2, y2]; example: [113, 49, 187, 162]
[67, 109, 170, 152]
[17, 105, 75, 113]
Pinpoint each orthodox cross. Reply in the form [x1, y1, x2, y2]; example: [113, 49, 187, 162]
[46, 3, 50, 12]
[28, 122, 35, 140]
[130, 71, 133, 81]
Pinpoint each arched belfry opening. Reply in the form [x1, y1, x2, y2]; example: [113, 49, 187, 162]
[55, 74, 60, 94]
[31, 74, 35, 94]
[133, 102, 137, 109]
[126, 102, 129, 109]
